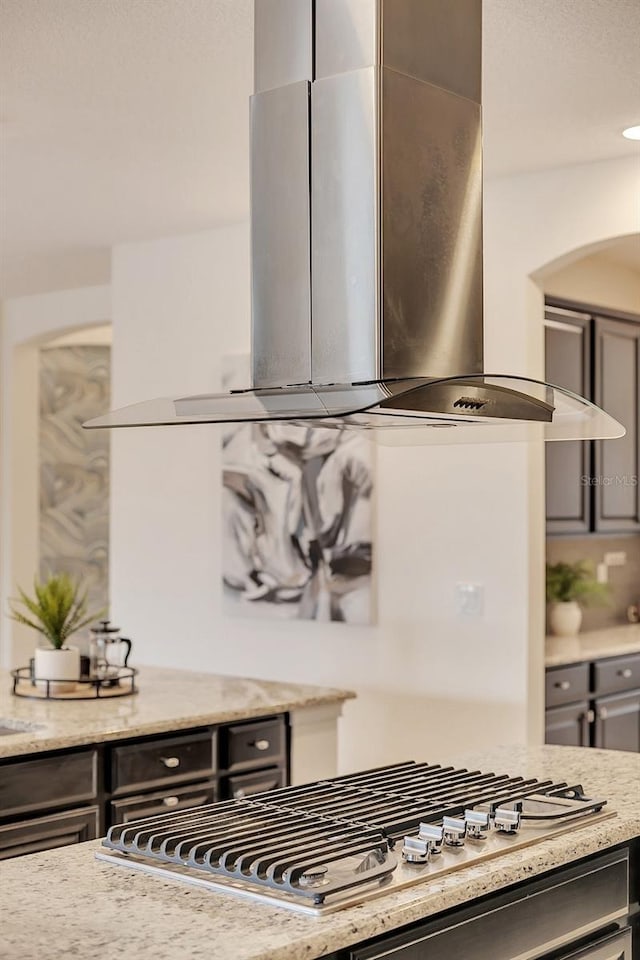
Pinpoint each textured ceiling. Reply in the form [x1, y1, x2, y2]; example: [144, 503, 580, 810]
[1, 0, 639, 297]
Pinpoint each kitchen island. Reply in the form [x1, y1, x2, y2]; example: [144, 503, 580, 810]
[1, 744, 638, 960]
[0, 665, 354, 763]
[0, 666, 355, 859]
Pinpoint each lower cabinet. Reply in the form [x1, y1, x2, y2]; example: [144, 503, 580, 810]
[109, 781, 217, 825]
[0, 806, 99, 861]
[223, 766, 286, 800]
[594, 691, 640, 753]
[545, 701, 591, 747]
[545, 655, 640, 752]
[338, 850, 631, 960]
[0, 713, 289, 859]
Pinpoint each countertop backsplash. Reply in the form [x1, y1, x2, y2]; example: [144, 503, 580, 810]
[546, 534, 640, 631]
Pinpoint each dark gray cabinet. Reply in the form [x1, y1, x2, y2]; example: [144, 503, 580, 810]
[108, 728, 217, 796]
[545, 701, 591, 747]
[594, 691, 640, 753]
[545, 302, 640, 535]
[545, 308, 592, 534]
[594, 317, 640, 533]
[545, 654, 640, 752]
[340, 850, 631, 960]
[0, 807, 100, 861]
[109, 782, 217, 825]
[0, 714, 289, 859]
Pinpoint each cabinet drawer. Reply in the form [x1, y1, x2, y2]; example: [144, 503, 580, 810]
[593, 654, 640, 696]
[109, 780, 216, 825]
[0, 749, 98, 818]
[224, 767, 285, 800]
[109, 730, 216, 795]
[348, 849, 628, 960]
[0, 806, 99, 861]
[559, 927, 631, 960]
[221, 717, 286, 772]
[546, 663, 589, 707]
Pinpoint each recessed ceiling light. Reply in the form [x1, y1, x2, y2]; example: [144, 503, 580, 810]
[622, 125, 640, 141]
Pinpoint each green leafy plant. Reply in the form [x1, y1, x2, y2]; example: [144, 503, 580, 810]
[545, 561, 609, 606]
[9, 573, 105, 650]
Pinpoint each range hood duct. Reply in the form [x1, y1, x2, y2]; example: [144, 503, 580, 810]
[85, 0, 624, 444]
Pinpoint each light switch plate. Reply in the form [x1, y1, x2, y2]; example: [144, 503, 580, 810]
[455, 582, 484, 617]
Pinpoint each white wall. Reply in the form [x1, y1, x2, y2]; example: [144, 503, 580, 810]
[111, 163, 638, 769]
[110, 225, 530, 772]
[543, 248, 640, 314]
[0, 286, 111, 667]
[109, 156, 640, 774]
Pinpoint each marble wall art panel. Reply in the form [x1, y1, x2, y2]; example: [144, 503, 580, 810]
[221, 356, 375, 624]
[39, 346, 110, 616]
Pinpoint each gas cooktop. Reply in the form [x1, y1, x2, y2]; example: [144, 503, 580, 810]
[96, 760, 613, 914]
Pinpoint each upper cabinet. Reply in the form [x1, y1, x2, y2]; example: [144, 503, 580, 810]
[593, 317, 640, 532]
[545, 302, 640, 536]
[545, 308, 592, 534]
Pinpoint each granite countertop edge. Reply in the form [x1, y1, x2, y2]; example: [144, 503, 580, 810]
[0, 667, 356, 760]
[545, 622, 640, 667]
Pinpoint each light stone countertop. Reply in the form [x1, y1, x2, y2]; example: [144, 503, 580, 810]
[1, 744, 639, 960]
[0, 665, 355, 759]
[545, 623, 640, 667]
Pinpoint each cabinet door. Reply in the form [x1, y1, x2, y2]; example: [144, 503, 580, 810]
[0, 807, 99, 861]
[594, 316, 640, 533]
[545, 310, 592, 534]
[545, 702, 590, 747]
[594, 691, 640, 752]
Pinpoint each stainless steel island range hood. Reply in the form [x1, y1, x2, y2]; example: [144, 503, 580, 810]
[85, 0, 623, 444]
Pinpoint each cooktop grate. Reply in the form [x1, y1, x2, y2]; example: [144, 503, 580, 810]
[101, 761, 608, 907]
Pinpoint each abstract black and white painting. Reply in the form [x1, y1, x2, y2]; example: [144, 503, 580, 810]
[221, 356, 374, 624]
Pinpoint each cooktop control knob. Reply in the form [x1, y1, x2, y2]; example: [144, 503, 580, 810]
[465, 809, 490, 840]
[442, 816, 467, 847]
[402, 836, 431, 864]
[418, 823, 443, 856]
[494, 807, 521, 834]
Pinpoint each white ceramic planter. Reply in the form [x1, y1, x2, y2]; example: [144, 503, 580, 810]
[34, 646, 80, 693]
[549, 601, 582, 637]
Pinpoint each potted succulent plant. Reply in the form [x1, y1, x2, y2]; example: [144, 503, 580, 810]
[9, 573, 105, 692]
[545, 561, 609, 637]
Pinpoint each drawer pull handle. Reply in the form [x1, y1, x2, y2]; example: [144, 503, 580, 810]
[162, 796, 180, 807]
[554, 681, 571, 691]
[160, 756, 181, 769]
[252, 739, 270, 751]
[599, 707, 609, 720]
[234, 788, 246, 799]
[617, 668, 632, 679]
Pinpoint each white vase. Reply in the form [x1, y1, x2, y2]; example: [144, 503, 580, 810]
[549, 601, 582, 637]
[34, 646, 80, 694]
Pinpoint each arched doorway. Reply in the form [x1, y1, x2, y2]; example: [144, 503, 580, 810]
[0, 287, 111, 668]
